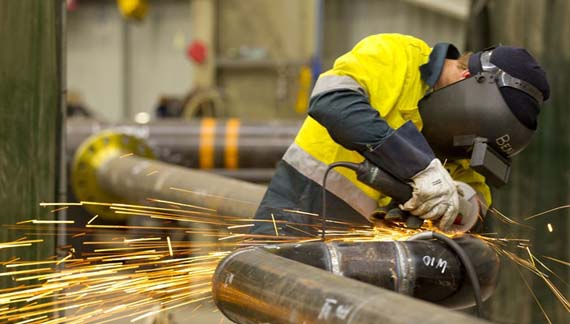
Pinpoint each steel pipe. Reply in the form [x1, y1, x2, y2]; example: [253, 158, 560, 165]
[67, 118, 299, 169]
[267, 236, 499, 308]
[98, 155, 265, 217]
[213, 240, 494, 324]
[71, 131, 267, 220]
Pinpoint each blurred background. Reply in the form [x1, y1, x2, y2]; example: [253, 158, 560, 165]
[0, 0, 568, 323]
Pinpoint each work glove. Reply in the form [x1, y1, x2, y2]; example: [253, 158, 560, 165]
[400, 159, 459, 229]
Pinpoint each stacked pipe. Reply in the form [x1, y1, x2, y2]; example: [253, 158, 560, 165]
[67, 118, 300, 182]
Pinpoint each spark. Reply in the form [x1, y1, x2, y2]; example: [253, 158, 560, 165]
[218, 234, 245, 241]
[6, 260, 79, 268]
[524, 204, 570, 220]
[111, 203, 217, 217]
[146, 170, 159, 176]
[15, 315, 48, 324]
[281, 209, 319, 217]
[119, 153, 134, 158]
[1, 199, 568, 324]
[32, 220, 74, 224]
[226, 224, 254, 229]
[169, 187, 258, 206]
[56, 253, 73, 266]
[40, 202, 83, 207]
[50, 206, 69, 213]
[270, 213, 279, 236]
[0, 239, 43, 250]
[0, 268, 53, 277]
[167, 236, 173, 257]
[285, 224, 317, 237]
[146, 198, 217, 212]
[87, 215, 99, 225]
[124, 237, 161, 243]
[543, 256, 570, 267]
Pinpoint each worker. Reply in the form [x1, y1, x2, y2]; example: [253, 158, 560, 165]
[252, 33, 549, 236]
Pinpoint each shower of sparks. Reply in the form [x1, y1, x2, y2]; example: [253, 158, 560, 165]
[0, 199, 568, 323]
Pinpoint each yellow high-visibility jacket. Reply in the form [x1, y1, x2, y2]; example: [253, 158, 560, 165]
[253, 34, 490, 235]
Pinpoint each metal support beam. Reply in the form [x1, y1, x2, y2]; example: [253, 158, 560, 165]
[190, 0, 216, 88]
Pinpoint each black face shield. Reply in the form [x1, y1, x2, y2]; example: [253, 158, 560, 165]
[419, 71, 535, 161]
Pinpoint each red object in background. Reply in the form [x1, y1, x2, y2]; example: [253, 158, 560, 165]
[67, 0, 79, 11]
[187, 41, 207, 64]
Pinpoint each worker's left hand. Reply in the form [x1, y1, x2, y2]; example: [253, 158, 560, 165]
[400, 159, 459, 226]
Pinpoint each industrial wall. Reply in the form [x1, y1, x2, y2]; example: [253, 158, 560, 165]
[467, 1, 570, 323]
[66, 0, 469, 122]
[0, 0, 62, 287]
[216, 0, 315, 120]
[323, 0, 468, 67]
[67, 0, 192, 122]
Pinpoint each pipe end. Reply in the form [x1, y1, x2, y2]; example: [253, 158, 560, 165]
[71, 131, 154, 221]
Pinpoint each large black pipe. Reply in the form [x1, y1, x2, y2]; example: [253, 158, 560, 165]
[263, 236, 499, 308]
[213, 238, 495, 324]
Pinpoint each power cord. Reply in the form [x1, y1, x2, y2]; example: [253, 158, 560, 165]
[408, 231, 485, 318]
[320, 162, 360, 240]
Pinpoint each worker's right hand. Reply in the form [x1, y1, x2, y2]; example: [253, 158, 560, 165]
[400, 159, 459, 228]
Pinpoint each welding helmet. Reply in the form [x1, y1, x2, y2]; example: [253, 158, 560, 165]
[419, 46, 549, 161]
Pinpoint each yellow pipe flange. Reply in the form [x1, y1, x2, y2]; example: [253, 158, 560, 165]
[71, 131, 154, 222]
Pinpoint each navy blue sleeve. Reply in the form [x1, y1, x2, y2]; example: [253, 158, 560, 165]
[308, 90, 395, 152]
[308, 89, 435, 180]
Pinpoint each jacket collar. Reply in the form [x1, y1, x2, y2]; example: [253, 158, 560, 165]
[420, 42, 460, 87]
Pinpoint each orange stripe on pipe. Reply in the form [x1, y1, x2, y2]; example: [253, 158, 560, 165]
[225, 119, 240, 169]
[199, 118, 217, 169]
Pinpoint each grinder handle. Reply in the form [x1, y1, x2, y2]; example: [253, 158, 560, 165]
[355, 160, 413, 203]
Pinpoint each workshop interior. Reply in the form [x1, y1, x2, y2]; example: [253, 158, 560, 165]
[0, 0, 569, 323]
